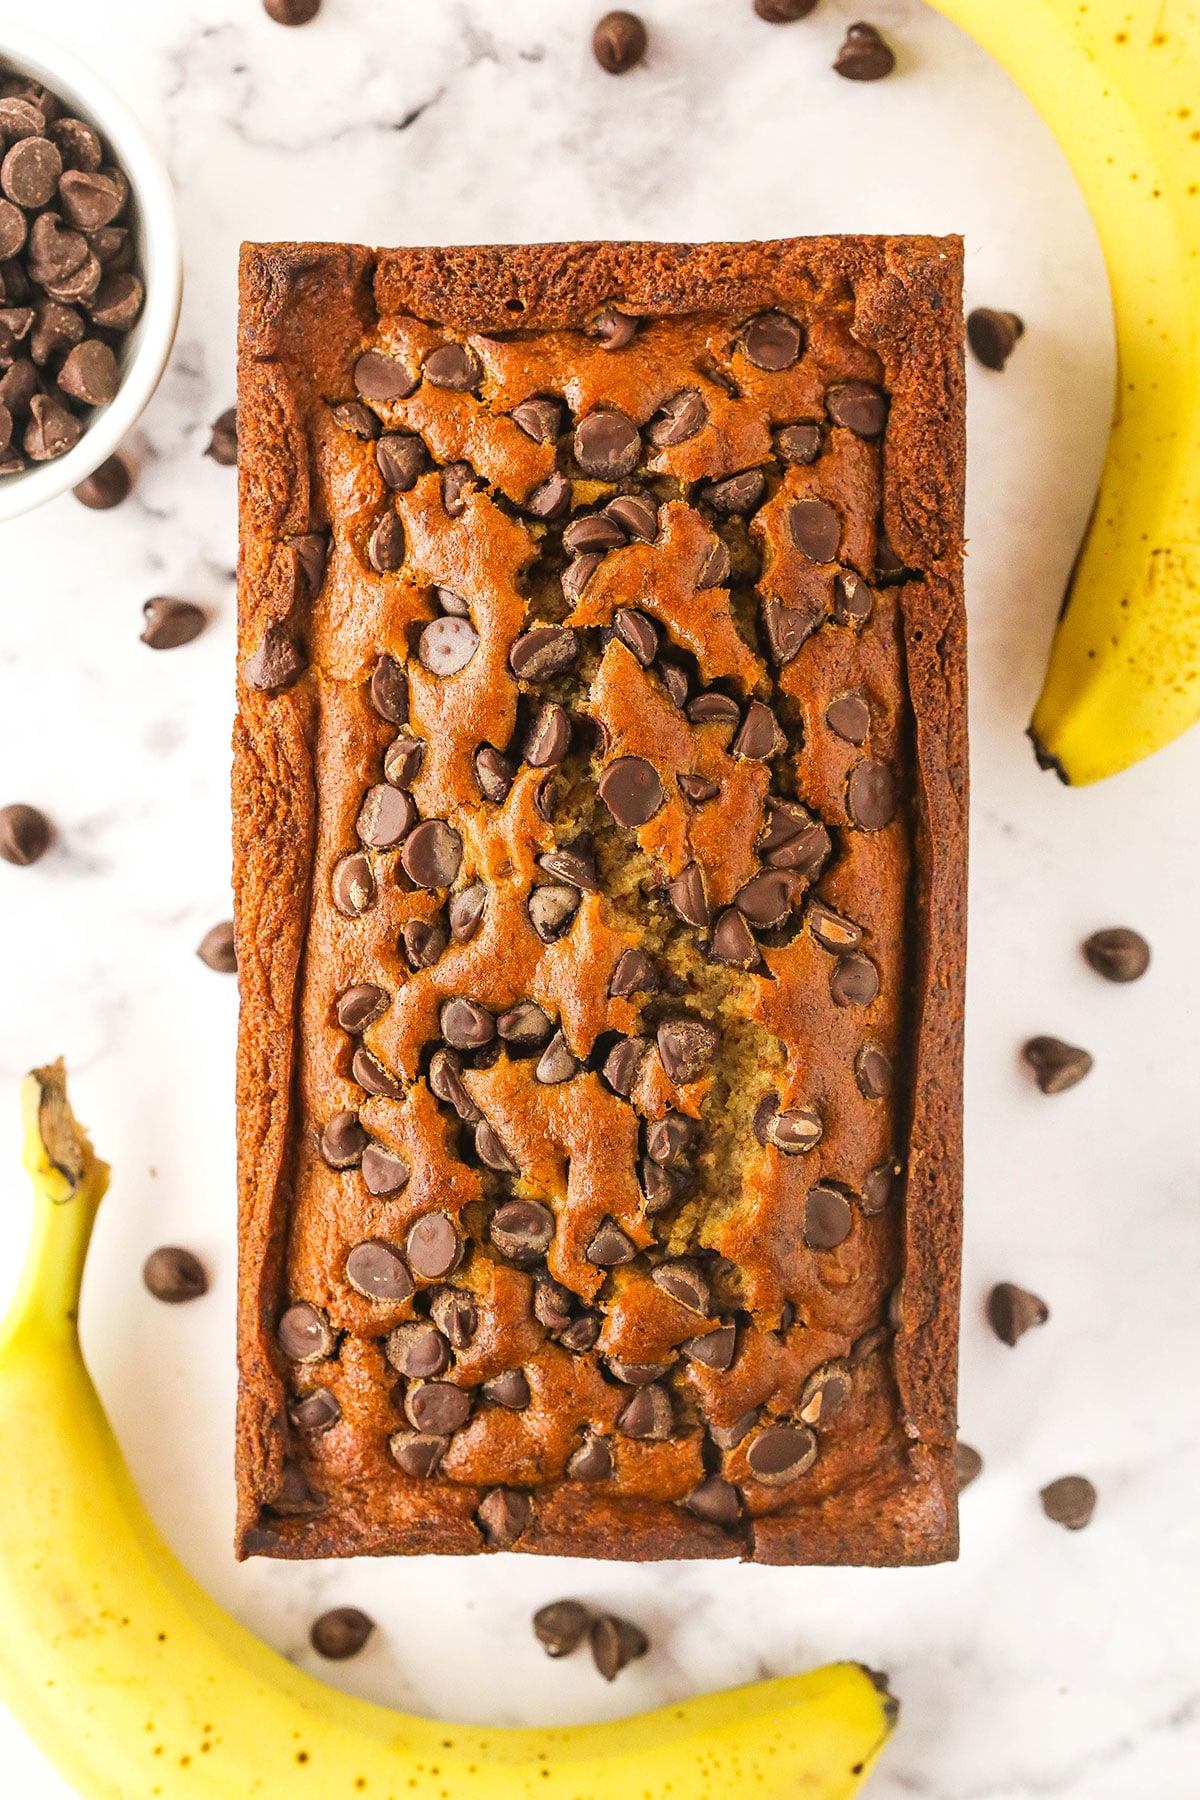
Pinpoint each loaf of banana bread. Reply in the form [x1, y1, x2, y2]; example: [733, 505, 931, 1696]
[234, 236, 966, 1565]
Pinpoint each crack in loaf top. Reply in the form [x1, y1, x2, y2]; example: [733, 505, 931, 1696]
[233, 237, 967, 1567]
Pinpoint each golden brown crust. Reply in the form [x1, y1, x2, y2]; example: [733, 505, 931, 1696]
[234, 237, 965, 1566]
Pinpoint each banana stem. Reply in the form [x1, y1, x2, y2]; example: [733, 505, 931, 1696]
[2, 1063, 109, 1350]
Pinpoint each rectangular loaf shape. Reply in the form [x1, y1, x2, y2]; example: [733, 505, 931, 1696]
[234, 236, 966, 1565]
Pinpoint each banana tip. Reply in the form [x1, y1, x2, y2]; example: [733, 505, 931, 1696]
[1026, 727, 1069, 784]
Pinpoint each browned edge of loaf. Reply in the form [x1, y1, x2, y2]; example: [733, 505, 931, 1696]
[233, 236, 967, 1567]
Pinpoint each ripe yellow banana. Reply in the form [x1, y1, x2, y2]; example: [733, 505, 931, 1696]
[0, 1062, 897, 1800]
[930, 0, 1200, 784]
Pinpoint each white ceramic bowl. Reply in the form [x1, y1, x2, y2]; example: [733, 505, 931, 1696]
[0, 24, 181, 523]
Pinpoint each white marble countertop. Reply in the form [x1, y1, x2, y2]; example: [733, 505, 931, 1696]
[1, 0, 1198, 1794]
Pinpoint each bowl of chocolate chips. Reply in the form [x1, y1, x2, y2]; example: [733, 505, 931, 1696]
[0, 25, 181, 521]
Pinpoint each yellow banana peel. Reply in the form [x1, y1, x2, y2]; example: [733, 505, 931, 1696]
[0, 1062, 897, 1800]
[929, 0, 1200, 783]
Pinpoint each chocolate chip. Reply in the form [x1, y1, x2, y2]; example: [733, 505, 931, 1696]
[790, 498, 841, 562]
[497, 1001, 554, 1051]
[418, 616, 479, 676]
[967, 308, 1025, 372]
[401, 819, 462, 888]
[512, 396, 562, 442]
[510, 626, 580, 681]
[403, 918, 448, 970]
[2, 136, 61, 208]
[710, 1410, 759, 1451]
[405, 1213, 462, 1281]
[0, 802, 50, 866]
[0, 356, 37, 415]
[765, 1107, 823, 1154]
[755, 0, 819, 15]
[0, 199, 26, 260]
[58, 167, 124, 232]
[0, 97, 45, 140]
[528, 882, 580, 942]
[987, 1281, 1049, 1346]
[310, 1607, 373, 1660]
[695, 535, 731, 589]
[370, 655, 408, 724]
[561, 553, 603, 602]
[683, 1321, 736, 1370]
[657, 1016, 719, 1085]
[137, 596, 205, 652]
[734, 871, 794, 929]
[847, 759, 897, 830]
[142, 1246, 208, 1304]
[534, 1274, 574, 1331]
[1022, 1036, 1093, 1094]
[762, 597, 820, 666]
[534, 1599, 592, 1655]
[406, 1381, 471, 1435]
[602, 1035, 648, 1096]
[196, 406, 238, 468]
[474, 745, 514, 802]
[597, 756, 665, 827]
[427, 1031, 474, 1093]
[354, 349, 418, 402]
[196, 921, 237, 974]
[367, 509, 405, 574]
[956, 1443, 984, 1491]
[807, 902, 862, 952]
[610, 947, 657, 998]
[731, 700, 782, 761]
[856, 1043, 892, 1099]
[590, 1614, 649, 1681]
[666, 863, 710, 928]
[616, 1384, 673, 1440]
[331, 852, 375, 919]
[24, 394, 82, 460]
[536, 1030, 580, 1084]
[278, 1302, 335, 1362]
[605, 613, 659, 674]
[1083, 927, 1150, 984]
[290, 1387, 341, 1433]
[446, 881, 485, 944]
[526, 470, 572, 519]
[658, 659, 691, 706]
[242, 623, 306, 693]
[361, 1146, 412, 1197]
[50, 335, 113, 407]
[798, 1362, 852, 1427]
[641, 1158, 686, 1213]
[645, 1112, 698, 1165]
[833, 20, 896, 80]
[88, 271, 142, 329]
[605, 495, 658, 543]
[827, 692, 871, 744]
[355, 784, 415, 850]
[574, 408, 641, 479]
[320, 1110, 369, 1169]
[477, 1487, 533, 1549]
[334, 984, 388, 1034]
[563, 511, 625, 554]
[687, 690, 741, 727]
[830, 953, 879, 1008]
[441, 997, 495, 1050]
[588, 308, 638, 348]
[774, 421, 823, 463]
[827, 381, 888, 439]
[1041, 1475, 1097, 1530]
[679, 773, 720, 805]
[375, 433, 425, 490]
[747, 1423, 817, 1484]
[483, 1367, 531, 1409]
[389, 1431, 449, 1478]
[651, 1259, 709, 1314]
[525, 703, 572, 767]
[582, 1217, 635, 1268]
[475, 1120, 520, 1174]
[703, 469, 766, 514]
[429, 1286, 477, 1348]
[424, 342, 480, 391]
[491, 1199, 555, 1264]
[743, 311, 802, 371]
[382, 736, 423, 791]
[709, 908, 761, 971]
[593, 10, 647, 73]
[331, 399, 380, 440]
[862, 1160, 899, 1214]
[804, 1185, 853, 1250]
[566, 1435, 614, 1480]
[753, 1094, 780, 1148]
[441, 461, 478, 516]
[686, 1476, 741, 1526]
[647, 389, 708, 449]
[607, 1358, 670, 1386]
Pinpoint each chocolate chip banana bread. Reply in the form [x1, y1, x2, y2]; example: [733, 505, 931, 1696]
[234, 236, 966, 1565]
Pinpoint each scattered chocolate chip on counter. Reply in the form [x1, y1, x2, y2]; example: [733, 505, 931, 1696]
[73, 452, 130, 509]
[140, 596, 206, 650]
[833, 21, 896, 81]
[196, 921, 237, 973]
[590, 1612, 650, 1681]
[755, 0, 819, 20]
[0, 801, 51, 866]
[592, 10, 647, 74]
[986, 1281, 1049, 1347]
[1040, 1474, 1097, 1531]
[533, 1599, 592, 1658]
[1022, 1035, 1093, 1094]
[310, 1606, 375, 1660]
[204, 405, 238, 466]
[1083, 926, 1150, 984]
[955, 1443, 984, 1491]
[143, 1245, 209, 1304]
[263, 0, 321, 22]
[967, 308, 1025, 371]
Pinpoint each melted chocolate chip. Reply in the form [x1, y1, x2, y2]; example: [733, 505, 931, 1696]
[405, 1212, 462, 1281]
[403, 917, 449, 970]
[598, 756, 665, 827]
[702, 469, 766, 514]
[510, 626, 580, 681]
[345, 1240, 414, 1302]
[491, 1199, 554, 1264]
[847, 759, 897, 830]
[586, 1218, 637, 1266]
[419, 616, 479, 676]
[361, 1145, 412, 1197]
[686, 1476, 741, 1526]
[804, 1185, 854, 1250]
[474, 745, 514, 802]
[526, 470, 572, 519]
[512, 396, 562, 442]
[666, 862, 710, 927]
[386, 1321, 451, 1379]
[405, 1381, 471, 1435]
[356, 784, 415, 849]
[826, 692, 871, 743]
[683, 1321, 736, 1370]
[610, 947, 657, 998]
[566, 1435, 614, 1480]
[497, 1001, 554, 1051]
[278, 1302, 336, 1362]
[826, 380, 888, 437]
[355, 349, 418, 402]
[483, 1368, 530, 1410]
[734, 871, 794, 929]
[331, 852, 374, 918]
[657, 1016, 719, 1086]
[440, 998, 495, 1050]
[390, 1431, 449, 1478]
[616, 1384, 673, 1440]
[645, 1112, 698, 1165]
[375, 433, 425, 490]
[710, 908, 762, 970]
[647, 389, 707, 447]
[651, 1259, 709, 1314]
[370, 655, 408, 724]
[612, 607, 660, 664]
[477, 1487, 533, 1549]
[351, 1047, 404, 1098]
[384, 735, 424, 788]
[423, 342, 480, 390]
[790, 498, 841, 562]
[528, 882, 580, 942]
[535, 1030, 580, 1084]
[605, 493, 659, 540]
[830, 953, 879, 1008]
[525, 702, 572, 767]
[602, 1035, 649, 1096]
[574, 408, 640, 479]
[401, 820, 462, 889]
[743, 311, 802, 370]
[746, 1423, 817, 1484]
